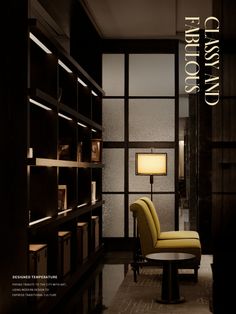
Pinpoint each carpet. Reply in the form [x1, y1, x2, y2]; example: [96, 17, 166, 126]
[105, 255, 213, 314]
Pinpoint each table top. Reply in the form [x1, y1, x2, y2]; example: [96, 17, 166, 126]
[145, 252, 195, 262]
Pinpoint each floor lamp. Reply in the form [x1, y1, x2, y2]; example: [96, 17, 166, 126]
[135, 152, 167, 201]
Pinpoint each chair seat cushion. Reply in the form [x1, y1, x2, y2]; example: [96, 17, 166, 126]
[153, 238, 201, 260]
[159, 230, 199, 240]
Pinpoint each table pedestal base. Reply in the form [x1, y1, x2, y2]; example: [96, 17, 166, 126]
[157, 261, 185, 304]
[145, 252, 196, 304]
[156, 296, 185, 304]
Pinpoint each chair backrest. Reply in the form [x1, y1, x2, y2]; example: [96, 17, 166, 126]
[130, 199, 158, 256]
[140, 197, 161, 237]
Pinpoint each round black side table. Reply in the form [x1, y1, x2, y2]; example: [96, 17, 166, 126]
[145, 252, 195, 304]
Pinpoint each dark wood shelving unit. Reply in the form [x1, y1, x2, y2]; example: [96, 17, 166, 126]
[26, 17, 105, 314]
[0, 2, 105, 314]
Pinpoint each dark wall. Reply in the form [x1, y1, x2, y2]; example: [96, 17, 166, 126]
[38, 0, 71, 37]
[70, 0, 102, 85]
[198, 30, 213, 254]
[212, 0, 236, 313]
[0, 1, 28, 313]
[180, 30, 213, 254]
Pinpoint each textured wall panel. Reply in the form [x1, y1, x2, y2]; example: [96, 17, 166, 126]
[103, 99, 124, 141]
[102, 54, 125, 96]
[103, 194, 124, 237]
[129, 54, 175, 96]
[129, 99, 175, 141]
[103, 149, 124, 192]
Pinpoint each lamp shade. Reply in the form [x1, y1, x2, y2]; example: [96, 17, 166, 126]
[135, 153, 167, 175]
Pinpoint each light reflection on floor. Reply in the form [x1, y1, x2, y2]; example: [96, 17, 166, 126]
[102, 264, 127, 312]
[50, 251, 132, 314]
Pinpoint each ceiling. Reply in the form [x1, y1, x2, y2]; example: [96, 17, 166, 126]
[33, 0, 212, 43]
[81, 0, 212, 39]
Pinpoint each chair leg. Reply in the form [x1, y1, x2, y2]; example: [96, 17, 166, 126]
[131, 262, 138, 282]
[133, 267, 137, 283]
[194, 267, 198, 282]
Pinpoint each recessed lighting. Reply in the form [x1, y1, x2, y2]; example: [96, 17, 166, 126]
[29, 98, 52, 111]
[29, 216, 52, 226]
[58, 113, 72, 121]
[58, 59, 72, 73]
[77, 77, 87, 87]
[29, 33, 52, 54]
[77, 122, 87, 128]
[58, 209, 72, 215]
[91, 90, 98, 96]
[77, 203, 88, 208]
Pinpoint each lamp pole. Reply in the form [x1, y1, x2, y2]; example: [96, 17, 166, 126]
[150, 174, 154, 201]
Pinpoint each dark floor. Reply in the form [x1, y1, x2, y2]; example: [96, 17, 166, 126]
[51, 251, 133, 314]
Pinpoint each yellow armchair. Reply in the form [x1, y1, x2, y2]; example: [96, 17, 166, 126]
[140, 196, 200, 240]
[130, 198, 201, 281]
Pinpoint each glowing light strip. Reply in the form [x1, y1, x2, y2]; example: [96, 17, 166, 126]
[77, 121, 87, 128]
[29, 216, 52, 226]
[58, 113, 72, 121]
[58, 208, 72, 215]
[91, 129, 97, 133]
[29, 33, 52, 54]
[91, 90, 98, 96]
[29, 98, 52, 111]
[58, 59, 72, 73]
[77, 203, 88, 208]
[77, 77, 87, 87]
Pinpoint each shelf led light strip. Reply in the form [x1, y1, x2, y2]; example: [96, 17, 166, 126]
[29, 98, 52, 111]
[58, 113, 72, 121]
[77, 203, 88, 208]
[29, 33, 52, 54]
[58, 208, 72, 215]
[77, 121, 87, 128]
[91, 90, 98, 96]
[92, 129, 97, 133]
[77, 77, 87, 87]
[29, 216, 52, 226]
[58, 59, 72, 73]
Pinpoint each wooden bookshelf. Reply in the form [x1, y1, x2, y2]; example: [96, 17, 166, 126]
[26, 17, 105, 314]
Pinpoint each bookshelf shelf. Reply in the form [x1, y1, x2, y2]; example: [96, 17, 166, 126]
[27, 158, 104, 169]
